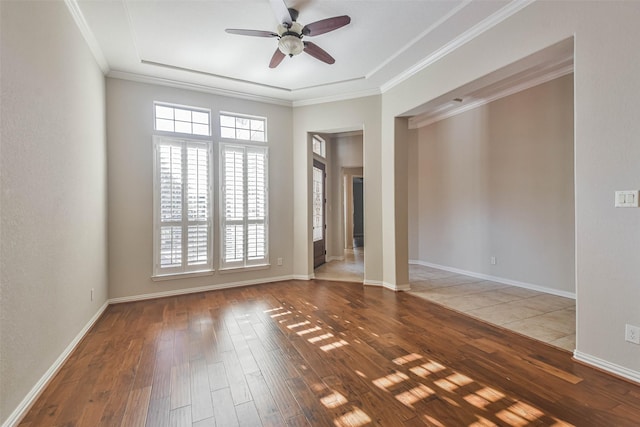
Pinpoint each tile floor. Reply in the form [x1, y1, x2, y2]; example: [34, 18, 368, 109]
[313, 250, 576, 352]
[314, 247, 364, 282]
[408, 264, 576, 352]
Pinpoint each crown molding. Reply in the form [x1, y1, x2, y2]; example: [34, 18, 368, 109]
[380, 0, 535, 94]
[107, 69, 382, 109]
[107, 70, 293, 107]
[365, 0, 472, 79]
[64, 0, 110, 74]
[408, 63, 573, 129]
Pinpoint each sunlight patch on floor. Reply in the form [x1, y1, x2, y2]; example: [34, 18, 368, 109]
[296, 326, 322, 336]
[321, 391, 348, 409]
[308, 333, 334, 344]
[333, 407, 372, 427]
[373, 371, 410, 391]
[394, 384, 435, 408]
[410, 360, 446, 379]
[270, 310, 291, 318]
[320, 339, 349, 352]
[287, 320, 311, 329]
[444, 372, 473, 388]
[393, 353, 423, 365]
[386, 351, 571, 427]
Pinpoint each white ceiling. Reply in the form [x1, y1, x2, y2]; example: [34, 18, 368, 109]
[73, 0, 523, 105]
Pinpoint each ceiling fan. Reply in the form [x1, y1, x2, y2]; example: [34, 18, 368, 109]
[225, 0, 351, 68]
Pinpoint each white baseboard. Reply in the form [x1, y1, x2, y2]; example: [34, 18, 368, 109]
[292, 274, 314, 281]
[109, 275, 296, 304]
[409, 259, 576, 299]
[364, 279, 409, 292]
[573, 350, 640, 384]
[363, 279, 383, 287]
[379, 281, 410, 292]
[2, 301, 109, 427]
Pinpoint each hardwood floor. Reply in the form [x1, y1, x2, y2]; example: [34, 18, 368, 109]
[19, 280, 640, 426]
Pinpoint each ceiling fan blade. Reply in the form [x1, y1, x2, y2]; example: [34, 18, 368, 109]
[270, 0, 293, 26]
[302, 15, 351, 36]
[289, 0, 312, 13]
[269, 49, 286, 68]
[303, 41, 335, 65]
[225, 29, 278, 38]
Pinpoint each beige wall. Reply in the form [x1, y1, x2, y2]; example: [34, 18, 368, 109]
[106, 78, 294, 300]
[409, 75, 575, 295]
[0, 1, 108, 424]
[3, 2, 640, 422]
[383, 1, 640, 377]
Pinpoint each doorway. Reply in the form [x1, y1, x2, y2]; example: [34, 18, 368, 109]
[352, 177, 364, 248]
[312, 130, 365, 282]
[404, 44, 576, 350]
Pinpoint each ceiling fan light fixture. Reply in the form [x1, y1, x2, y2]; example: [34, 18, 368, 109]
[278, 35, 304, 56]
[225, 2, 349, 67]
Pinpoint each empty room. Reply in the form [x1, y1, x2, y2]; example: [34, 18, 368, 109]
[1, 1, 639, 426]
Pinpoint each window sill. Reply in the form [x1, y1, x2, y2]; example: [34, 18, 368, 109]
[218, 264, 270, 274]
[152, 270, 214, 282]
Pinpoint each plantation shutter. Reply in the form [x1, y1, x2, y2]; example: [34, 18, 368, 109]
[220, 144, 268, 268]
[246, 147, 267, 262]
[154, 136, 212, 276]
[222, 145, 245, 266]
[158, 142, 183, 270]
[186, 143, 210, 267]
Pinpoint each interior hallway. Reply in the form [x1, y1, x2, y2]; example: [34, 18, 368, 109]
[314, 248, 364, 283]
[314, 251, 576, 352]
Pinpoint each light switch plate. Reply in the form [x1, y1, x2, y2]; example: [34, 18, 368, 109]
[615, 190, 639, 207]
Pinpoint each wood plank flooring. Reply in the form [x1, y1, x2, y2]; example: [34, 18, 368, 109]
[19, 279, 640, 426]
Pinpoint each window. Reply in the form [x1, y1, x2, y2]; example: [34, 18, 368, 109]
[312, 135, 326, 158]
[220, 113, 266, 142]
[153, 136, 213, 276]
[155, 103, 211, 136]
[313, 163, 324, 242]
[220, 144, 268, 269]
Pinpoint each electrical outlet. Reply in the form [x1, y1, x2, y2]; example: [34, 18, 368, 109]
[490, 256, 497, 265]
[625, 324, 640, 344]
[277, 257, 283, 266]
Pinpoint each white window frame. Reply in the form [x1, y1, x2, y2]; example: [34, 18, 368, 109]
[154, 102, 211, 137]
[220, 112, 267, 142]
[219, 143, 269, 270]
[312, 134, 326, 158]
[152, 135, 214, 277]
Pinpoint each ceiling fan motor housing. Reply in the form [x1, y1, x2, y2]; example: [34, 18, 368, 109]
[277, 22, 304, 56]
